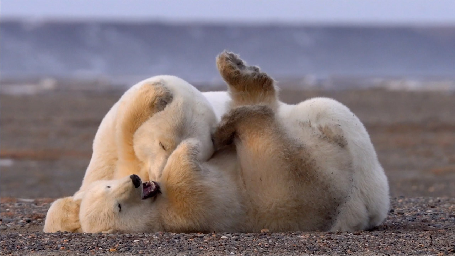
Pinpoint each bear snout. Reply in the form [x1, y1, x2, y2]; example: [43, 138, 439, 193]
[130, 174, 141, 188]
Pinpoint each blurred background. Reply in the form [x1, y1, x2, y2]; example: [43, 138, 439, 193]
[1, 0, 455, 198]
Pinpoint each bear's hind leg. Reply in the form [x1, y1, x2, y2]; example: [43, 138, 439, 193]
[216, 51, 278, 108]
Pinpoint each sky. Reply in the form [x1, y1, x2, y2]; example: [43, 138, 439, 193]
[2, 0, 455, 26]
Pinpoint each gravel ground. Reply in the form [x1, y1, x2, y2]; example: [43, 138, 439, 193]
[1, 197, 454, 255]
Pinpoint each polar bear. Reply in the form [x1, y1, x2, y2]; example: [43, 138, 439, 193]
[214, 51, 390, 231]
[44, 75, 227, 233]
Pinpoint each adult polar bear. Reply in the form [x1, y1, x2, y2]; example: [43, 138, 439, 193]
[50, 52, 389, 233]
[215, 51, 390, 231]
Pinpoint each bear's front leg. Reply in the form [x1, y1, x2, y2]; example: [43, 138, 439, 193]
[159, 139, 213, 232]
[216, 51, 278, 108]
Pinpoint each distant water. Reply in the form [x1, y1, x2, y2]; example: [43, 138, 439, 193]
[1, 20, 455, 93]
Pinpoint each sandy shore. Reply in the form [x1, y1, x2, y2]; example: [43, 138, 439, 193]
[1, 88, 455, 254]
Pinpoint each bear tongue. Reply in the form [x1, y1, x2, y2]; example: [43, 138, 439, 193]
[142, 181, 161, 200]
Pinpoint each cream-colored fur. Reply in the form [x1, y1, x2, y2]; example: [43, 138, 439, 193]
[43, 197, 82, 233]
[214, 51, 390, 231]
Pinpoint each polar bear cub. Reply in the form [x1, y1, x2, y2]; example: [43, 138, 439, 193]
[214, 51, 390, 231]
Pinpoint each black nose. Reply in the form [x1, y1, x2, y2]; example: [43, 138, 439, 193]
[130, 174, 141, 188]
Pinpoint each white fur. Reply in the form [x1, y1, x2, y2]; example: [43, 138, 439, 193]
[202, 91, 230, 121]
[278, 98, 389, 231]
[213, 50, 389, 231]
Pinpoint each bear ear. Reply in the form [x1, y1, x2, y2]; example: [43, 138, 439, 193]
[151, 80, 174, 113]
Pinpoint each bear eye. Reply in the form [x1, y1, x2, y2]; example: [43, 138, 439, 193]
[118, 203, 122, 212]
[107, 186, 111, 188]
[159, 142, 166, 151]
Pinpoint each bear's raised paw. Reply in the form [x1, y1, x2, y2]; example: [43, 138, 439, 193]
[216, 51, 275, 101]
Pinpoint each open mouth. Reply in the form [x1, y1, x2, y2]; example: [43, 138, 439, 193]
[142, 181, 161, 200]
